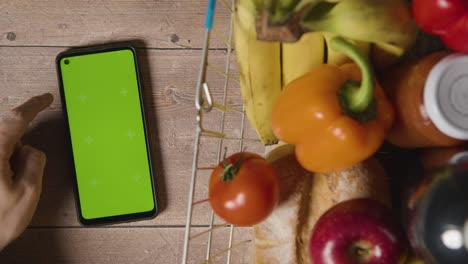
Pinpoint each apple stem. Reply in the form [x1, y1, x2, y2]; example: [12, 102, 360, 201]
[349, 241, 373, 263]
[355, 247, 368, 257]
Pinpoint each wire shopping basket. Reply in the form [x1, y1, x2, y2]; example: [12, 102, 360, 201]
[182, 0, 263, 263]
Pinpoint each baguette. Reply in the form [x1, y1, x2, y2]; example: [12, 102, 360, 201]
[254, 145, 390, 264]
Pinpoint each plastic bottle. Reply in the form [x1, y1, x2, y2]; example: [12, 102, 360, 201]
[383, 51, 468, 148]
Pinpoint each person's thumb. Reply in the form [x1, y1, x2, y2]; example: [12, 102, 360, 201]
[15, 145, 46, 191]
[6, 145, 46, 246]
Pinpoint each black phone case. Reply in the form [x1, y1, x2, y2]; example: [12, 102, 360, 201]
[56, 43, 158, 226]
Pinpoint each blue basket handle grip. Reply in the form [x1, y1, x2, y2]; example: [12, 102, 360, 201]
[204, 0, 216, 29]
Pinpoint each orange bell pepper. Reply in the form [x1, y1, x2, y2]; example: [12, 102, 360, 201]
[270, 37, 394, 173]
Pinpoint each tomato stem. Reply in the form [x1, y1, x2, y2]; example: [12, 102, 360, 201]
[221, 163, 238, 182]
[221, 150, 243, 182]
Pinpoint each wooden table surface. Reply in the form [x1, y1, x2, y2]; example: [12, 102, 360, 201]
[0, 0, 257, 263]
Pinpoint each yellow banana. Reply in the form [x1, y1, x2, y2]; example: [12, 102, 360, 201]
[234, 0, 281, 145]
[281, 32, 325, 86]
[281, 32, 375, 87]
[303, 0, 417, 56]
[264, 141, 295, 163]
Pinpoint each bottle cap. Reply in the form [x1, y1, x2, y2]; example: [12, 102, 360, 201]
[424, 54, 468, 140]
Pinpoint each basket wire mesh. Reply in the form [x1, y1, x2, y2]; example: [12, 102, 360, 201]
[182, 0, 256, 263]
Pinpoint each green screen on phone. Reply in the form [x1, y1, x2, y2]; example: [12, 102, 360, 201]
[58, 48, 155, 223]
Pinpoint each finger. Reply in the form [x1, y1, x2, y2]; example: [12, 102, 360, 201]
[12, 93, 54, 124]
[0, 93, 53, 163]
[14, 145, 46, 189]
[9, 142, 24, 173]
[0, 142, 23, 190]
[3, 93, 54, 138]
[6, 146, 46, 247]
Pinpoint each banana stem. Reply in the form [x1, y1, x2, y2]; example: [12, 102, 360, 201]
[268, 0, 325, 24]
[330, 37, 376, 121]
[269, 0, 300, 24]
[294, 0, 326, 12]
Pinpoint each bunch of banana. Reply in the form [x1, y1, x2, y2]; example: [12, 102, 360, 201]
[234, 0, 281, 145]
[234, 0, 412, 145]
[282, 32, 375, 85]
[281, 32, 325, 85]
[257, 0, 418, 57]
[234, 0, 332, 145]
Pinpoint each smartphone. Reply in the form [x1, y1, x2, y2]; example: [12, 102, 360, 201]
[56, 43, 158, 225]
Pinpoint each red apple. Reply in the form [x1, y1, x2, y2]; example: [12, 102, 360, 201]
[309, 198, 407, 264]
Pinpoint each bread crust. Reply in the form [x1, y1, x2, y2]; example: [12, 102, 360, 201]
[254, 146, 390, 264]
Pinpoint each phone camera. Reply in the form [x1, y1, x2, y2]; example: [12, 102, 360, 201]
[64, 59, 70, 65]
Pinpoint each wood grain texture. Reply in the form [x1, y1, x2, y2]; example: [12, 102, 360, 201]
[0, 1, 446, 262]
[0, 0, 232, 49]
[0, 227, 253, 263]
[0, 0, 261, 262]
[0, 46, 264, 229]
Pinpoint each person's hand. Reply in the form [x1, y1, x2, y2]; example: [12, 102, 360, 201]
[0, 93, 53, 250]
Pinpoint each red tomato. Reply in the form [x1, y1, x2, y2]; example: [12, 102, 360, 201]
[208, 152, 280, 226]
